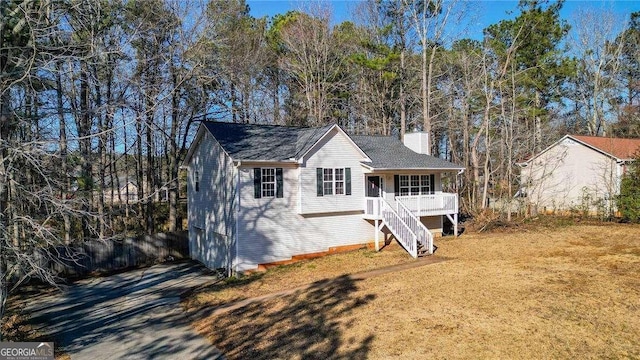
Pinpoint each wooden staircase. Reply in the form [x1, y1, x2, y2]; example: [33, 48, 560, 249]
[379, 199, 434, 258]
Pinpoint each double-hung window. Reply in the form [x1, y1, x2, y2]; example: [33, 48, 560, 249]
[317, 167, 351, 196]
[323, 169, 334, 195]
[335, 168, 344, 195]
[397, 174, 434, 195]
[261, 168, 276, 197]
[399, 175, 410, 196]
[254, 168, 283, 198]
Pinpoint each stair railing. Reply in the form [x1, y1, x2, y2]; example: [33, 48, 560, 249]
[397, 200, 434, 255]
[380, 200, 417, 258]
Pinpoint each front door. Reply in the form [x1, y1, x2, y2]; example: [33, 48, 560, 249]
[367, 176, 381, 197]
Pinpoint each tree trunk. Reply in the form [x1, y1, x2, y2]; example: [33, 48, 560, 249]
[145, 113, 155, 235]
[55, 62, 71, 244]
[79, 65, 93, 241]
[94, 69, 106, 238]
[400, 49, 406, 140]
[168, 69, 179, 232]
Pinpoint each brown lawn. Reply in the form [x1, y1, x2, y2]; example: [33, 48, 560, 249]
[184, 224, 640, 359]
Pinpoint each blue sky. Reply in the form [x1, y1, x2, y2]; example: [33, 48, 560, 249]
[247, 1, 640, 40]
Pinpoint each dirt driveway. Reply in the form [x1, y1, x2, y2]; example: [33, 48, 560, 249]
[25, 262, 224, 360]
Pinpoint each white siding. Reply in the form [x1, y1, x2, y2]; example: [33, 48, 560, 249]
[235, 129, 380, 272]
[299, 128, 367, 214]
[522, 138, 620, 212]
[187, 132, 237, 270]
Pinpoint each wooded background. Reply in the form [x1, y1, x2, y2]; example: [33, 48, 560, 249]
[0, 0, 639, 326]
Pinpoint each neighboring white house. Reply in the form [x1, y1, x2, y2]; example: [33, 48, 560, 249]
[103, 181, 140, 204]
[518, 134, 640, 214]
[183, 121, 464, 273]
[103, 180, 169, 204]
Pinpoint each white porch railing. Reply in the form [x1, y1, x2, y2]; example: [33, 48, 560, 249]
[380, 200, 417, 258]
[364, 197, 382, 219]
[397, 200, 434, 255]
[396, 193, 458, 216]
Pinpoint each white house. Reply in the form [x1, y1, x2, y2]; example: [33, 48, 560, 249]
[183, 121, 464, 273]
[103, 180, 169, 204]
[518, 134, 640, 214]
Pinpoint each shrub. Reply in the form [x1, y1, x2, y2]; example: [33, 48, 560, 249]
[617, 155, 640, 222]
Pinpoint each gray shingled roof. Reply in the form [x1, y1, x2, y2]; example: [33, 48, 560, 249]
[202, 122, 333, 161]
[201, 121, 463, 170]
[351, 135, 464, 170]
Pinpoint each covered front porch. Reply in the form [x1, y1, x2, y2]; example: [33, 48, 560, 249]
[364, 193, 459, 219]
[364, 193, 459, 237]
[360, 171, 460, 259]
[361, 171, 459, 232]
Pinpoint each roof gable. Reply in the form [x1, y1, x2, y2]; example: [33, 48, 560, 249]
[190, 122, 344, 162]
[519, 134, 640, 166]
[297, 124, 370, 162]
[182, 125, 214, 166]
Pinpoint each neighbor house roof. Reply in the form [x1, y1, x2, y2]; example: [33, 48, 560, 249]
[571, 135, 640, 161]
[351, 135, 464, 171]
[518, 134, 640, 166]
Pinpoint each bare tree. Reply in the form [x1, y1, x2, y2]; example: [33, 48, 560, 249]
[276, 8, 350, 126]
[0, 0, 98, 336]
[405, 0, 463, 144]
[570, 8, 626, 136]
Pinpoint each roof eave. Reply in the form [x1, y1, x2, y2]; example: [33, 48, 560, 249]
[235, 159, 299, 165]
[181, 124, 206, 167]
[361, 164, 465, 171]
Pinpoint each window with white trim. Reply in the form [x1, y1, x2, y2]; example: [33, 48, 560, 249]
[261, 168, 276, 198]
[420, 175, 430, 194]
[323, 169, 334, 195]
[335, 168, 344, 195]
[399, 175, 410, 195]
[399, 175, 432, 195]
[253, 167, 283, 199]
[317, 167, 351, 196]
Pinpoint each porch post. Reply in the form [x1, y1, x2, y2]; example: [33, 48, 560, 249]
[375, 219, 380, 251]
[454, 213, 458, 237]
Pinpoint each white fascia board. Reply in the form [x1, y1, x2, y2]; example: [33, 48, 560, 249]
[234, 160, 299, 167]
[360, 163, 464, 172]
[298, 124, 372, 163]
[181, 124, 207, 167]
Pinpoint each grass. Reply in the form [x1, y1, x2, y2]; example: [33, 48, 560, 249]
[183, 242, 413, 310]
[184, 223, 640, 359]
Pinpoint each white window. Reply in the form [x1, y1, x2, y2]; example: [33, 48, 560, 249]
[399, 175, 410, 196]
[262, 168, 276, 198]
[410, 175, 420, 195]
[399, 175, 432, 195]
[335, 168, 344, 195]
[323, 169, 334, 195]
[420, 175, 430, 194]
[318, 167, 351, 196]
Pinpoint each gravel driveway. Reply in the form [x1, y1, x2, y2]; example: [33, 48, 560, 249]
[26, 262, 224, 360]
